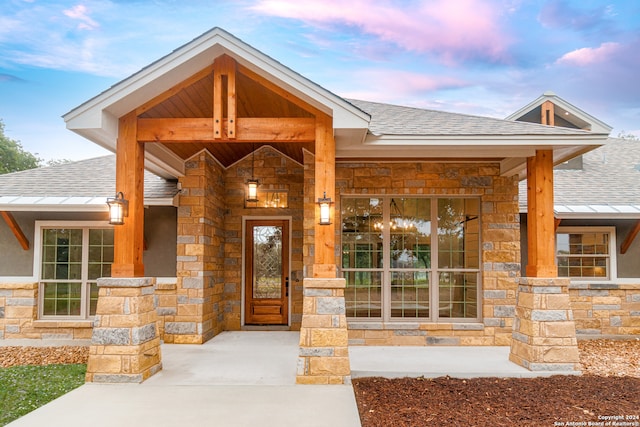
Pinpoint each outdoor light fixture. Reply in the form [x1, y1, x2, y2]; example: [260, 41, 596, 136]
[106, 192, 128, 225]
[246, 178, 259, 202]
[318, 192, 333, 225]
[246, 144, 260, 203]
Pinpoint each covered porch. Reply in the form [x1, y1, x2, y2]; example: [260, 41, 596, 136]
[62, 28, 608, 385]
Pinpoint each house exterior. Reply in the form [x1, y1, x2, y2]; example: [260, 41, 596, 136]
[2, 27, 635, 384]
[511, 92, 640, 339]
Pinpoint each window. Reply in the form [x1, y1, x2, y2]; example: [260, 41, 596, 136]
[341, 197, 480, 321]
[36, 222, 113, 319]
[556, 227, 616, 280]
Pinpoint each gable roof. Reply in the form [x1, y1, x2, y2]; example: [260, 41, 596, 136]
[519, 138, 640, 218]
[506, 91, 612, 134]
[343, 99, 607, 177]
[63, 27, 609, 181]
[63, 27, 370, 179]
[349, 99, 596, 136]
[0, 156, 178, 212]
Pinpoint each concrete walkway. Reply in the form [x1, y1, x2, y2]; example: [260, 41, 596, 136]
[6, 331, 575, 427]
[7, 332, 361, 427]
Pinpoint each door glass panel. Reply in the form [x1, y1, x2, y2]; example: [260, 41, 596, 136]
[252, 225, 282, 299]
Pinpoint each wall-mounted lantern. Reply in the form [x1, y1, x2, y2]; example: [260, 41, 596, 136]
[245, 144, 260, 203]
[318, 192, 333, 225]
[106, 192, 128, 225]
[246, 178, 260, 202]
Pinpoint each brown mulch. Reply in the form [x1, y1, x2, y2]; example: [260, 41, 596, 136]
[354, 339, 640, 427]
[0, 346, 89, 368]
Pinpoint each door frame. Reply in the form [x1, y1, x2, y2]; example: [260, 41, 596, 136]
[241, 216, 292, 327]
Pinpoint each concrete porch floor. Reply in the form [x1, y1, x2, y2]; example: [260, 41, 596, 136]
[7, 331, 577, 427]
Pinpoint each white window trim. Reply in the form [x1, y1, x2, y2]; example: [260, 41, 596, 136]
[34, 220, 113, 320]
[556, 226, 617, 282]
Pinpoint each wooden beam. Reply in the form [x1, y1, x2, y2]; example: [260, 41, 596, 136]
[621, 220, 640, 255]
[213, 57, 223, 139]
[237, 64, 325, 117]
[554, 217, 562, 231]
[213, 55, 238, 140]
[112, 111, 145, 277]
[0, 211, 29, 250]
[135, 66, 213, 116]
[137, 117, 315, 142]
[541, 100, 555, 126]
[525, 149, 558, 277]
[313, 113, 337, 278]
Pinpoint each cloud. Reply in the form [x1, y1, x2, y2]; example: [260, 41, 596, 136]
[0, 73, 27, 83]
[335, 68, 467, 103]
[249, 0, 511, 64]
[63, 4, 100, 30]
[538, 0, 612, 31]
[556, 42, 620, 66]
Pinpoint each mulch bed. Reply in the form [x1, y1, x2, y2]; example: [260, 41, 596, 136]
[353, 339, 640, 427]
[353, 375, 640, 426]
[0, 346, 89, 368]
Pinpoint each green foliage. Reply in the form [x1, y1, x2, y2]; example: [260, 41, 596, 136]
[45, 158, 73, 167]
[617, 131, 639, 140]
[0, 119, 42, 174]
[0, 364, 86, 426]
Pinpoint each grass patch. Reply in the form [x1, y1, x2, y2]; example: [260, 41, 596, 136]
[0, 364, 86, 426]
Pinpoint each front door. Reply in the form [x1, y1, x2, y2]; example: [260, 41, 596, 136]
[245, 220, 289, 325]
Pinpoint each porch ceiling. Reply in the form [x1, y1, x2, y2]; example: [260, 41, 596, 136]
[138, 66, 315, 166]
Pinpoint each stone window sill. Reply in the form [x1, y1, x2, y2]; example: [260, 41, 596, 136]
[33, 320, 94, 328]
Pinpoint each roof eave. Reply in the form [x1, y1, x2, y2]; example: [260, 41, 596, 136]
[63, 28, 370, 178]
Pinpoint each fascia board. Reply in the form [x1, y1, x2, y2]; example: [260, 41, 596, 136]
[360, 133, 608, 146]
[64, 28, 369, 136]
[0, 197, 175, 212]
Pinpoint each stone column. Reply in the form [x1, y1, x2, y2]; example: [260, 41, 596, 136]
[509, 277, 581, 372]
[296, 278, 350, 384]
[86, 277, 162, 383]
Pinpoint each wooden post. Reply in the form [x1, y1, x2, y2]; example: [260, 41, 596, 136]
[313, 113, 337, 278]
[526, 149, 557, 277]
[541, 101, 555, 126]
[112, 111, 145, 277]
[213, 55, 236, 139]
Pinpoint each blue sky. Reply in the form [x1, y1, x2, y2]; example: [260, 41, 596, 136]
[1, 0, 639, 162]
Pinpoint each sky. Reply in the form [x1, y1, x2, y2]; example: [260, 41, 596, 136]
[1, 0, 639, 162]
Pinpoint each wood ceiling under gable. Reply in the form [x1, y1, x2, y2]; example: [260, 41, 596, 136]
[137, 55, 316, 167]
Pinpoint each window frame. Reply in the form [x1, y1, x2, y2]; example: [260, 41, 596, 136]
[34, 221, 113, 320]
[340, 196, 482, 323]
[555, 226, 617, 282]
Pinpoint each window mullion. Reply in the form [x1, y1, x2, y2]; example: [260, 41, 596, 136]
[383, 196, 391, 322]
[430, 199, 438, 322]
[81, 228, 89, 319]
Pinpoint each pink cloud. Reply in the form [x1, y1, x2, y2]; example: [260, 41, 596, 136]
[249, 0, 510, 63]
[337, 69, 467, 102]
[556, 42, 620, 66]
[63, 4, 99, 30]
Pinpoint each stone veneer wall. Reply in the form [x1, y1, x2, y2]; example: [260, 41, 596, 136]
[303, 151, 315, 277]
[0, 282, 92, 340]
[223, 146, 305, 330]
[171, 151, 226, 343]
[570, 282, 640, 336]
[337, 162, 521, 346]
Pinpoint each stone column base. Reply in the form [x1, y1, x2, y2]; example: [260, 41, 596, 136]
[296, 278, 351, 385]
[509, 277, 581, 372]
[86, 277, 162, 383]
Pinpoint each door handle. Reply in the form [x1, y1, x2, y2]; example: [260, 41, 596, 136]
[285, 276, 289, 297]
